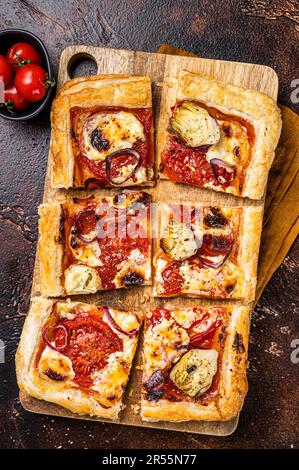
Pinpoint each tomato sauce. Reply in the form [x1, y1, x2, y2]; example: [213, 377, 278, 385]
[70, 106, 153, 187]
[162, 101, 255, 195]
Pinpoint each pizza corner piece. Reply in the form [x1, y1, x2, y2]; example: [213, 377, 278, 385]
[16, 297, 142, 420]
[50, 74, 155, 189]
[141, 304, 250, 422]
[37, 190, 151, 297]
[153, 202, 263, 302]
[158, 70, 282, 200]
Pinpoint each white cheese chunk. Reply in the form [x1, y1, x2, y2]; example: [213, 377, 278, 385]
[64, 264, 101, 294]
[38, 346, 75, 381]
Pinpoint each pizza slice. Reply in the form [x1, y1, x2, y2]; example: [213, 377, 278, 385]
[158, 70, 281, 199]
[154, 203, 262, 301]
[141, 305, 250, 422]
[51, 75, 154, 189]
[16, 298, 141, 419]
[38, 190, 151, 296]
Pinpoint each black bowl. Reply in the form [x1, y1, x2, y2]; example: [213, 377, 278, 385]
[0, 29, 54, 121]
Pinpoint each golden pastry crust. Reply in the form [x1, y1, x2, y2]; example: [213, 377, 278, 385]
[37, 192, 152, 297]
[37, 204, 64, 297]
[50, 74, 153, 189]
[158, 70, 282, 200]
[16, 297, 141, 420]
[153, 203, 263, 302]
[141, 305, 250, 422]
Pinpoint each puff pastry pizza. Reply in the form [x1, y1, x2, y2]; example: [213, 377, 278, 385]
[141, 304, 250, 422]
[37, 190, 151, 297]
[154, 203, 263, 301]
[50, 75, 154, 189]
[16, 298, 141, 419]
[158, 70, 282, 199]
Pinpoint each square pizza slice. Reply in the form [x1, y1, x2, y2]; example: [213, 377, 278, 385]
[158, 70, 281, 199]
[154, 203, 262, 302]
[141, 304, 250, 422]
[51, 75, 154, 189]
[16, 298, 141, 420]
[38, 190, 151, 297]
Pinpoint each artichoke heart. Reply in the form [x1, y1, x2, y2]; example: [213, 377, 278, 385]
[169, 349, 218, 397]
[160, 220, 198, 261]
[171, 101, 220, 147]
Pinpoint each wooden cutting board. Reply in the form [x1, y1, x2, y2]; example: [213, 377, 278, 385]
[20, 45, 279, 437]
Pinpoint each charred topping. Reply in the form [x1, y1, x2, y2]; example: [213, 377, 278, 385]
[57, 213, 66, 245]
[187, 365, 197, 374]
[143, 370, 165, 389]
[203, 207, 228, 228]
[90, 128, 109, 151]
[233, 146, 241, 157]
[84, 178, 105, 190]
[70, 236, 80, 249]
[70, 127, 76, 140]
[233, 332, 245, 353]
[122, 271, 144, 287]
[44, 369, 66, 381]
[222, 124, 232, 138]
[145, 390, 164, 402]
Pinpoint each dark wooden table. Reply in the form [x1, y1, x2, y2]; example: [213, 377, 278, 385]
[0, 0, 298, 449]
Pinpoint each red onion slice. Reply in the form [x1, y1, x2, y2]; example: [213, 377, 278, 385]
[105, 149, 141, 185]
[210, 158, 236, 184]
[103, 307, 139, 337]
[198, 233, 233, 268]
[42, 324, 69, 352]
[199, 253, 229, 269]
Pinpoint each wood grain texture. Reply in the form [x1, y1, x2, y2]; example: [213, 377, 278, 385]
[0, 0, 298, 450]
[19, 45, 278, 435]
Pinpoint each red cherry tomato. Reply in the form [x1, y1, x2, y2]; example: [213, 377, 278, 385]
[6, 42, 41, 70]
[4, 84, 30, 112]
[0, 55, 13, 86]
[15, 64, 48, 102]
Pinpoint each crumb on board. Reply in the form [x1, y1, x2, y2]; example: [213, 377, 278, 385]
[131, 404, 140, 415]
[141, 293, 150, 304]
[135, 364, 143, 370]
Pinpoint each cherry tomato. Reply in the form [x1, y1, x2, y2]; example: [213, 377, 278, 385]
[15, 64, 49, 102]
[4, 84, 30, 112]
[7, 42, 41, 70]
[0, 55, 13, 86]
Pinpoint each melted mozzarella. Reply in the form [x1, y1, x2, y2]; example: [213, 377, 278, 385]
[38, 346, 75, 381]
[91, 352, 129, 404]
[104, 309, 139, 335]
[179, 259, 237, 294]
[64, 264, 102, 294]
[70, 240, 102, 267]
[206, 121, 249, 165]
[171, 309, 198, 329]
[83, 111, 145, 161]
[144, 318, 189, 378]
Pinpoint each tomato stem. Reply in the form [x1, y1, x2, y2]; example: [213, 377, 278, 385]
[44, 78, 56, 89]
[0, 99, 15, 115]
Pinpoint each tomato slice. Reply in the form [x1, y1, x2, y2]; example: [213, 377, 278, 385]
[74, 210, 97, 236]
[161, 261, 184, 295]
[51, 314, 123, 382]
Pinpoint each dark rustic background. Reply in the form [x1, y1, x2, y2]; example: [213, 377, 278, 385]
[0, 0, 298, 449]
